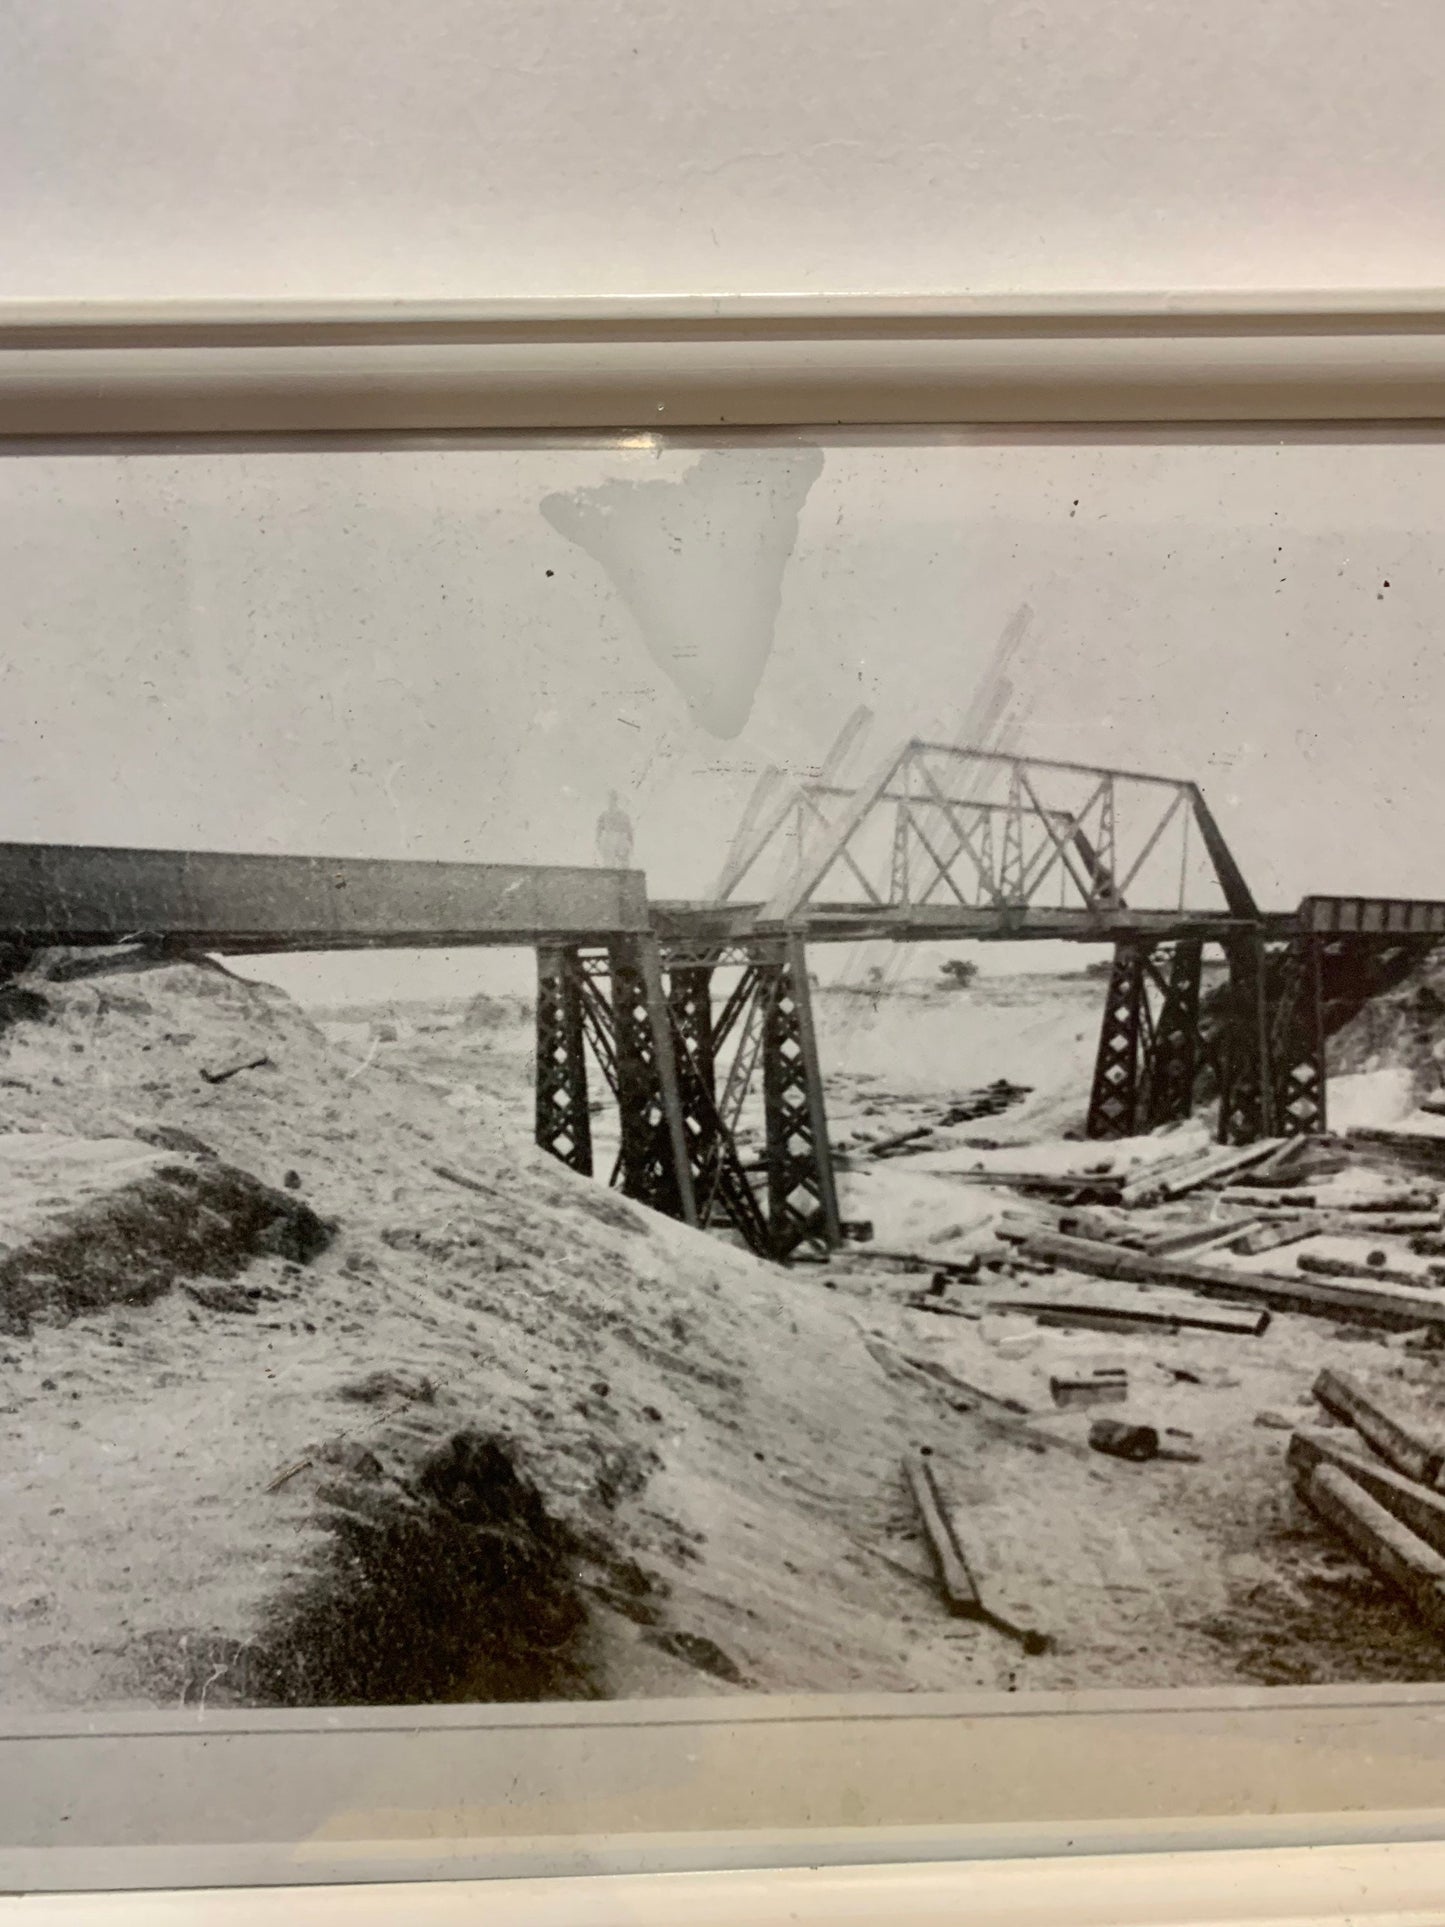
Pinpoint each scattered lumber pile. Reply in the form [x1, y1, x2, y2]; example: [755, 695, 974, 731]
[864, 1115, 1445, 1664]
[1007, 1231, 1445, 1332]
[941, 1128, 1445, 1335]
[1289, 1371, 1445, 1640]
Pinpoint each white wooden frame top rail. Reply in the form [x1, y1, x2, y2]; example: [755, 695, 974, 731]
[7, 293, 1445, 433]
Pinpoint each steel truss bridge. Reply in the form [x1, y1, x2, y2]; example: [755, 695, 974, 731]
[2, 743, 1443, 1265]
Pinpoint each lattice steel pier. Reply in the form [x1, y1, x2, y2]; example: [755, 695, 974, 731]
[533, 933, 840, 1262]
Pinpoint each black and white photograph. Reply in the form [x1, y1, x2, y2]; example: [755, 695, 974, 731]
[7, 430, 1445, 1716]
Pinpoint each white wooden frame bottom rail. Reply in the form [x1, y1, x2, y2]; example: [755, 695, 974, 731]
[6, 1841, 1445, 1927]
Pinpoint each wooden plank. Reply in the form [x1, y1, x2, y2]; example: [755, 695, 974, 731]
[997, 1205, 1146, 1246]
[938, 1168, 1126, 1199]
[1216, 1198, 1442, 1233]
[1145, 1215, 1267, 1256]
[1149, 1139, 1287, 1201]
[1117, 1152, 1216, 1208]
[1298, 1463, 1445, 1639]
[1120, 1139, 1283, 1207]
[1312, 1368, 1445, 1486]
[1290, 1428, 1445, 1557]
[1237, 1136, 1314, 1184]
[989, 1297, 1269, 1337]
[1298, 1251, 1440, 1290]
[1346, 1128, 1445, 1171]
[1218, 1186, 1439, 1214]
[1014, 1229, 1445, 1331]
[851, 1246, 982, 1275]
[859, 1125, 936, 1157]
[903, 1453, 981, 1615]
[903, 1453, 1052, 1652]
[1230, 1219, 1323, 1256]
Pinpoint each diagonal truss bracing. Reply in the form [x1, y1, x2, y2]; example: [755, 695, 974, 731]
[718, 739, 1256, 933]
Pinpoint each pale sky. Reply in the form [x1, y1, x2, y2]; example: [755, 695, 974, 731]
[1, 431, 1441, 1002]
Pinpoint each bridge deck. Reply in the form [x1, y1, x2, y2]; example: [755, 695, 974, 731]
[0, 842, 1441, 960]
[650, 900, 1296, 946]
[0, 843, 650, 953]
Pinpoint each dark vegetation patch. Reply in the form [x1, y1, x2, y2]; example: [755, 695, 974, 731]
[0, 985, 52, 1034]
[0, 1160, 334, 1336]
[110, 1431, 595, 1708]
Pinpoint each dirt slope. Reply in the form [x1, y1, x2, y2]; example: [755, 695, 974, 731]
[1331, 949, 1445, 1098]
[0, 952, 951, 1711]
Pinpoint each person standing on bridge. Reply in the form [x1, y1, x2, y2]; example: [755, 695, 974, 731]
[595, 790, 635, 868]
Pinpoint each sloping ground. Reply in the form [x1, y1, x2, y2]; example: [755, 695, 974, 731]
[0, 952, 954, 1711]
[1331, 950, 1445, 1098]
[12, 951, 1445, 1715]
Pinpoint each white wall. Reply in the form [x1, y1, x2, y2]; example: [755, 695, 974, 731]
[3, 0, 1443, 302]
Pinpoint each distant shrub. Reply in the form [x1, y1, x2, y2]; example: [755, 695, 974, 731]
[939, 958, 979, 990]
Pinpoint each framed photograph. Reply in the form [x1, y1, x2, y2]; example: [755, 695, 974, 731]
[4, 296, 1445, 1925]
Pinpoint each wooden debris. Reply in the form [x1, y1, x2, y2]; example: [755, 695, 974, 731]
[264, 1457, 312, 1493]
[903, 1453, 1051, 1652]
[1219, 1186, 1439, 1215]
[1088, 1419, 1160, 1461]
[199, 1052, 271, 1086]
[863, 1125, 936, 1158]
[855, 1247, 982, 1276]
[1290, 1427, 1445, 1557]
[1229, 1219, 1321, 1257]
[1344, 1129, 1445, 1176]
[1122, 1139, 1284, 1207]
[431, 1162, 499, 1197]
[1088, 1418, 1200, 1464]
[1312, 1213, 1442, 1236]
[1144, 1215, 1266, 1257]
[1216, 1200, 1444, 1235]
[1050, 1368, 1128, 1410]
[946, 1168, 1126, 1200]
[997, 1206, 1141, 1246]
[904, 1453, 981, 1614]
[1297, 1462, 1445, 1639]
[1116, 1141, 1223, 1206]
[1298, 1251, 1439, 1290]
[902, 1352, 1031, 1415]
[990, 1297, 1268, 1337]
[904, 1294, 979, 1319]
[1312, 1368, 1445, 1486]
[1234, 1136, 1314, 1185]
[1015, 1229, 1445, 1332]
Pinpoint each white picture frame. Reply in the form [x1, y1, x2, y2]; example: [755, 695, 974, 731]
[4, 293, 1445, 1927]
